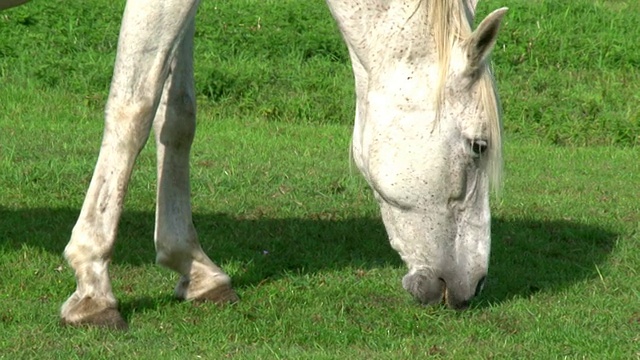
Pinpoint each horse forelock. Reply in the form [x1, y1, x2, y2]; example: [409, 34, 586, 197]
[424, 0, 503, 192]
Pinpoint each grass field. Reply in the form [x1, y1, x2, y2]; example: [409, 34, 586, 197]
[1, 0, 639, 358]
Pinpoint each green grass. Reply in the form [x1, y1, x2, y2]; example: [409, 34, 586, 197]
[494, 0, 640, 145]
[2, 0, 638, 144]
[0, 0, 639, 358]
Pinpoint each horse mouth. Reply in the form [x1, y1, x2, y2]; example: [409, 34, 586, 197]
[442, 285, 470, 310]
[403, 272, 477, 310]
[442, 275, 486, 310]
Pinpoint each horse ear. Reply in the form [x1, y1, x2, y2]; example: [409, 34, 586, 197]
[466, 7, 508, 70]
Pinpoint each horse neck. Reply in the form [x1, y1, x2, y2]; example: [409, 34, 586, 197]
[328, 0, 472, 70]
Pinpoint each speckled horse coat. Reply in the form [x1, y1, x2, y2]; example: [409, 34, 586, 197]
[5, 0, 507, 328]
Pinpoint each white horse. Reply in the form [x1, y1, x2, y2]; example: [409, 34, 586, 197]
[2, 0, 506, 328]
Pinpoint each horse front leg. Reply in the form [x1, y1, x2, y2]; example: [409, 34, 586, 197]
[152, 19, 237, 304]
[60, 0, 201, 329]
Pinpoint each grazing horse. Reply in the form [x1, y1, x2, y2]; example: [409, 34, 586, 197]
[2, 0, 506, 328]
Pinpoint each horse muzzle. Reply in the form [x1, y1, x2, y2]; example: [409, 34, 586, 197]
[402, 271, 487, 310]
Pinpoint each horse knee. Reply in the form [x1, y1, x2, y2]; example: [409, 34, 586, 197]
[155, 92, 196, 148]
[173, 91, 196, 119]
[104, 97, 157, 150]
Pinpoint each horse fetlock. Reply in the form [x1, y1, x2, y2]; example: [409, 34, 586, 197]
[60, 292, 126, 330]
[155, 249, 190, 274]
[63, 251, 113, 297]
[65, 222, 116, 268]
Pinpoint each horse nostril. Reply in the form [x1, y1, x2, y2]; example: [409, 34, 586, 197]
[475, 276, 487, 297]
[402, 272, 446, 305]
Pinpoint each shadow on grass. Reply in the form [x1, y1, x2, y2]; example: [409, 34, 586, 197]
[0, 206, 618, 311]
[476, 217, 618, 307]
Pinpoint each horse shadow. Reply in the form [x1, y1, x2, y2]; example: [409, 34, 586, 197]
[0, 206, 618, 312]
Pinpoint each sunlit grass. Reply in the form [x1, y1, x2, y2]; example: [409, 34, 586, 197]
[0, 0, 639, 358]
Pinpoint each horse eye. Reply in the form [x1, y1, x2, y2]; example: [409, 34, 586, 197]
[470, 139, 488, 156]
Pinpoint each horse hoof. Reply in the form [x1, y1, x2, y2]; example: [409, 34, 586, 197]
[60, 295, 128, 330]
[192, 284, 239, 305]
[62, 307, 128, 330]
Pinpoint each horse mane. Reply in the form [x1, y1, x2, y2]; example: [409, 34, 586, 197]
[425, 0, 504, 191]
